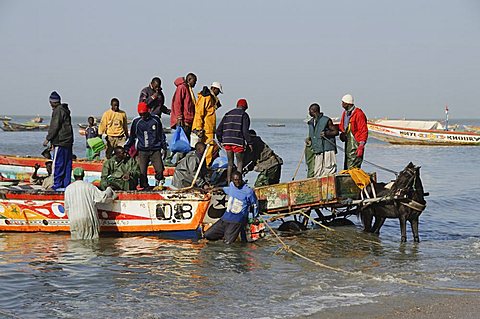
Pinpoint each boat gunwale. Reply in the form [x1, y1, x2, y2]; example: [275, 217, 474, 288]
[368, 121, 480, 136]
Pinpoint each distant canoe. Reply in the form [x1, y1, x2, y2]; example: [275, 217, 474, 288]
[267, 123, 286, 127]
[367, 120, 480, 146]
[1, 121, 49, 132]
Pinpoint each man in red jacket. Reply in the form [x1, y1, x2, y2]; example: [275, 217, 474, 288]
[167, 73, 197, 164]
[339, 94, 368, 169]
[170, 73, 197, 140]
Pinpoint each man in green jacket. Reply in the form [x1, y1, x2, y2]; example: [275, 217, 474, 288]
[306, 103, 338, 177]
[244, 130, 283, 187]
[100, 147, 140, 191]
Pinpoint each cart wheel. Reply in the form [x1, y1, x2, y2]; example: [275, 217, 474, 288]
[278, 220, 307, 232]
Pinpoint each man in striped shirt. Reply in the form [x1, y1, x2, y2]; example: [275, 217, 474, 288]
[216, 99, 253, 183]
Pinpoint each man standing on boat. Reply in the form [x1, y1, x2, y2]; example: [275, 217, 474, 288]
[216, 99, 253, 183]
[204, 171, 258, 244]
[124, 102, 168, 189]
[43, 91, 74, 191]
[98, 98, 129, 159]
[139, 77, 171, 117]
[164, 73, 198, 165]
[170, 73, 197, 142]
[65, 167, 116, 240]
[339, 94, 368, 169]
[192, 82, 223, 167]
[306, 103, 338, 177]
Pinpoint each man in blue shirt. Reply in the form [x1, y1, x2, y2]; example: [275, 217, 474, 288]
[124, 102, 167, 189]
[204, 171, 258, 244]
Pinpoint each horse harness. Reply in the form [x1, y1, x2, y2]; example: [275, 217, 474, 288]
[360, 167, 426, 212]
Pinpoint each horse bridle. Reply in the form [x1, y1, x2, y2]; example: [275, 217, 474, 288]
[396, 167, 426, 212]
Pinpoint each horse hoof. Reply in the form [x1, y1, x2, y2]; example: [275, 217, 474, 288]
[278, 220, 307, 232]
[401, 236, 407, 242]
[414, 237, 420, 243]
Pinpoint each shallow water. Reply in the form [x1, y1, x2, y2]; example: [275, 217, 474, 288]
[1, 117, 480, 318]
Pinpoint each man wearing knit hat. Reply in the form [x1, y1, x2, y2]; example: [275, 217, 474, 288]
[191, 81, 223, 167]
[124, 102, 167, 189]
[338, 94, 368, 169]
[43, 91, 74, 190]
[216, 98, 253, 183]
[64, 167, 116, 240]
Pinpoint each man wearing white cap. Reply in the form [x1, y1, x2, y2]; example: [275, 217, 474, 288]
[191, 82, 223, 166]
[339, 94, 368, 169]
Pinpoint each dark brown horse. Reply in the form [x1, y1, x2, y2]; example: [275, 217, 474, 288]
[359, 162, 427, 242]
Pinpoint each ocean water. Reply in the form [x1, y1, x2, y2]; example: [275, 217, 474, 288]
[1, 116, 480, 319]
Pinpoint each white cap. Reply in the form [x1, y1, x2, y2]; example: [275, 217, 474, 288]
[342, 94, 354, 104]
[211, 82, 223, 94]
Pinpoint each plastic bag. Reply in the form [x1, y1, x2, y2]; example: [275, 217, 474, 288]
[169, 126, 191, 153]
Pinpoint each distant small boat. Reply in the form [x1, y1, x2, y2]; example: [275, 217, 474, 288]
[367, 119, 480, 146]
[0, 116, 12, 121]
[1, 121, 49, 132]
[267, 123, 286, 127]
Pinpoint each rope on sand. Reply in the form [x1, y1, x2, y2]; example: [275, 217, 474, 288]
[262, 219, 480, 293]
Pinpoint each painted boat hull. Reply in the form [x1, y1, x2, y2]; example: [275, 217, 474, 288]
[0, 154, 175, 185]
[0, 190, 210, 234]
[1, 121, 49, 131]
[367, 122, 480, 146]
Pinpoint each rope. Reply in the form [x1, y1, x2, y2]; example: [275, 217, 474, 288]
[298, 211, 335, 232]
[262, 219, 480, 293]
[291, 146, 305, 181]
[322, 137, 398, 176]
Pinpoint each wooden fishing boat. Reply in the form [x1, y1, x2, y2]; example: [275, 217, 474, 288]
[0, 154, 175, 184]
[0, 187, 210, 234]
[1, 121, 49, 132]
[367, 120, 480, 146]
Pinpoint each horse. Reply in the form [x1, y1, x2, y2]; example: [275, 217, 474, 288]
[359, 162, 427, 242]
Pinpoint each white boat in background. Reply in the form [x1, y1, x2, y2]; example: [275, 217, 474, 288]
[367, 119, 480, 146]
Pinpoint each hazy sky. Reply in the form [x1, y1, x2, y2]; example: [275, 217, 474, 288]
[1, 0, 479, 120]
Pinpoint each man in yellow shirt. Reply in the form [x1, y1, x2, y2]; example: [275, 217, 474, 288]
[98, 98, 129, 159]
[192, 82, 222, 166]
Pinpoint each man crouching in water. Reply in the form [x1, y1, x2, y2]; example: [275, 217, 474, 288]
[204, 171, 258, 244]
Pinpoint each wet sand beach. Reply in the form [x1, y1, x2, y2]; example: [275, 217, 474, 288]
[305, 294, 480, 319]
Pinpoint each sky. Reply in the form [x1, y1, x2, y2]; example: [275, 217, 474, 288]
[1, 0, 479, 120]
